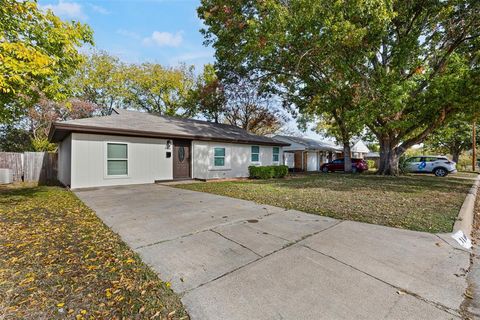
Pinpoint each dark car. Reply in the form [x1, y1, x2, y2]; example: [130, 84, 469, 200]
[320, 158, 369, 173]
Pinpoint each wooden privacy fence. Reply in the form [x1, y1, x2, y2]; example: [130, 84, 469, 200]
[0, 152, 57, 183]
[0, 152, 23, 182]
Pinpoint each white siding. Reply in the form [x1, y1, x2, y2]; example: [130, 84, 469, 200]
[58, 134, 71, 186]
[192, 141, 283, 180]
[71, 133, 172, 189]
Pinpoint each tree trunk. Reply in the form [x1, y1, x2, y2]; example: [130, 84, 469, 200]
[377, 137, 401, 175]
[343, 142, 352, 172]
[452, 151, 460, 164]
[331, 109, 352, 173]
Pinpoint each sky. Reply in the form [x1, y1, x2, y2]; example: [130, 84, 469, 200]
[38, 0, 325, 139]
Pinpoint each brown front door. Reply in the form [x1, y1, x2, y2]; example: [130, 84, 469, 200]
[173, 139, 191, 179]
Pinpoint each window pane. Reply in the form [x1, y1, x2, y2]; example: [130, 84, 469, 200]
[273, 154, 279, 162]
[214, 157, 225, 166]
[107, 160, 127, 175]
[273, 147, 279, 154]
[108, 143, 127, 158]
[251, 154, 259, 162]
[251, 146, 259, 154]
[214, 148, 225, 157]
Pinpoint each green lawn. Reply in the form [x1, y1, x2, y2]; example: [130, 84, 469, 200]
[0, 184, 187, 320]
[176, 172, 478, 233]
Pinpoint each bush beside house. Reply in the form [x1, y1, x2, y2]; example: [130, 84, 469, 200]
[366, 159, 376, 170]
[249, 165, 288, 179]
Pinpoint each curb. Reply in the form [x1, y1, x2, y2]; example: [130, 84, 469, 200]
[453, 174, 480, 237]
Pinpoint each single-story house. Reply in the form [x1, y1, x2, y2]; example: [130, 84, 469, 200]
[273, 135, 342, 172]
[351, 140, 371, 159]
[48, 109, 288, 189]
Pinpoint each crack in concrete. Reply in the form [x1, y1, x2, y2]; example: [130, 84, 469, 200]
[210, 229, 263, 258]
[134, 211, 283, 250]
[300, 244, 461, 318]
[181, 220, 344, 295]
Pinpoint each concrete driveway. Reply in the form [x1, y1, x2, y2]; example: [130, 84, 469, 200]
[75, 184, 470, 319]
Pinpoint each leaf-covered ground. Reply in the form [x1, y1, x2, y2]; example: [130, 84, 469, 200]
[177, 172, 478, 233]
[0, 184, 187, 320]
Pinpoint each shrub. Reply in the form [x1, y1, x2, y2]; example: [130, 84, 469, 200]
[248, 166, 274, 179]
[272, 165, 289, 178]
[398, 155, 409, 174]
[249, 165, 288, 179]
[366, 159, 376, 169]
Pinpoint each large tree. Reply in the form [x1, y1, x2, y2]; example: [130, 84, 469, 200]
[123, 63, 196, 116]
[70, 52, 125, 115]
[223, 76, 285, 135]
[188, 64, 227, 123]
[0, 125, 32, 152]
[0, 0, 93, 123]
[424, 118, 479, 163]
[360, 1, 480, 174]
[27, 97, 99, 151]
[198, 0, 480, 175]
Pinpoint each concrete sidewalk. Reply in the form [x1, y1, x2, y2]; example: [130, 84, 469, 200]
[75, 184, 470, 319]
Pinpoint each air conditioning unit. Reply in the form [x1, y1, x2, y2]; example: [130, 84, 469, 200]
[0, 168, 13, 184]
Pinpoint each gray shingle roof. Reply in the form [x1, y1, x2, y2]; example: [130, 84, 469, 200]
[49, 109, 288, 146]
[274, 135, 341, 151]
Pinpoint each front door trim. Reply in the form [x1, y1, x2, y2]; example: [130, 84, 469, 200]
[172, 139, 192, 179]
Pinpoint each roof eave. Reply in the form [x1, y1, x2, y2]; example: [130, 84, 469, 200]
[49, 123, 290, 147]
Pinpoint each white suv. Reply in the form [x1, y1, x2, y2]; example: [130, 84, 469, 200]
[403, 156, 457, 177]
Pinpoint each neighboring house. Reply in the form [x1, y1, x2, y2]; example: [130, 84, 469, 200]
[48, 109, 288, 189]
[273, 135, 342, 172]
[351, 140, 371, 159]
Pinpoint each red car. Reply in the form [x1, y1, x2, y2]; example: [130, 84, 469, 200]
[320, 158, 369, 173]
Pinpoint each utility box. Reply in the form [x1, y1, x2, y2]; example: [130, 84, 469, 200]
[0, 168, 13, 184]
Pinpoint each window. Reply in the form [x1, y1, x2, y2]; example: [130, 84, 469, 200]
[251, 146, 260, 162]
[333, 159, 344, 164]
[272, 147, 279, 162]
[406, 157, 421, 163]
[107, 143, 128, 176]
[214, 147, 225, 166]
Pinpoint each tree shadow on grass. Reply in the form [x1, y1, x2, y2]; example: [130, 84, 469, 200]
[0, 184, 61, 207]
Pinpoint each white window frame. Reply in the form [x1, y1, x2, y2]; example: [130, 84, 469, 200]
[213, 147, 226, 167]
[251, 145, 261, 164]
[104, 142, 129, 178]
[209, 145, 231, 171]
[272, 147, 280, 163]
